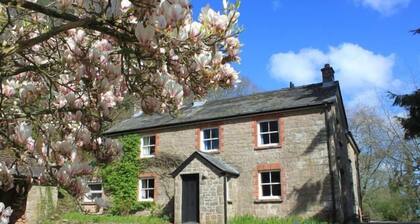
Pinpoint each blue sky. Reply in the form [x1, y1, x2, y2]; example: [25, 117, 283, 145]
[193, 0, 420, 110]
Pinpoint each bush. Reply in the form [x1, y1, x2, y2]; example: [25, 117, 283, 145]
[363, 187, 417, 221]
[101, 134, 146, 215]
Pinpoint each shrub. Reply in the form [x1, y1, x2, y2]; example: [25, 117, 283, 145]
[101, 134, 147, 215]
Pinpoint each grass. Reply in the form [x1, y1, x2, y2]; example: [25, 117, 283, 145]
[229, 215, 328, 224]
[44, 212, 327, 224]
[45, 212, 170, 224]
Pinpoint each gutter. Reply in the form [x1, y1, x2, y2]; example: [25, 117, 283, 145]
[345, 131, 361, 154]
[103, 102, 335, 137]
[324, 103, 337, 222]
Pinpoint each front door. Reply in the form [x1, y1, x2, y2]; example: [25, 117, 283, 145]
[182, 174, 199, 223]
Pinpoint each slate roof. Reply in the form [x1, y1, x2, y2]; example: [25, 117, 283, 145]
[104, 81, 339, 136]
[171, 151, 240, 177]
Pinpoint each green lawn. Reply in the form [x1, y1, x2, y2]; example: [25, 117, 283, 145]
[45, 212, 327, 224]
[229, 215, 328, 224]
[46, 212, 169, 224]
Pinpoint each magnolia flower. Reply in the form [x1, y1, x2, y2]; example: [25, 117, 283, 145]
[55, 94, 67, 109]
[187, 22, 202, 39]
[77, 128, 91, 146]
[225, 37, 240, 57]
[0, 163, 14, 191]
[54, 140, 73, 157]
[1, 81, 16, 97]
[154, 15, 167, 30]
[194, 51, 212, 70]
[14, 122, 32, 145]
[57, 0, 72, 10]
[162, 2, 185, 26]
[199, 6, 228, 31]
[121, 0, 131, 12]
[73, 98, 84, 109]
[177, 0, 189, 8]
[101, 91, 116, 108]
[19, 83, 36, 103]
[219, 63, 239, 84]
[26, 137, 35, 152]
[212, 51, 224, 65]
[135, 23, 155, 45]
[73, 29, 86, 43]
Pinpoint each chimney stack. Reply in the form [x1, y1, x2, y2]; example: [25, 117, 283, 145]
[321, 64, 335, 83]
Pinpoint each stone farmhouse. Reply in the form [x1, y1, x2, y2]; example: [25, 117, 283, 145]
[100, 64, 362, 223]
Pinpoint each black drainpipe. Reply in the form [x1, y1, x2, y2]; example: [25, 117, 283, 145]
[223, 175, 228, 224]
[324, 104, 337, 222]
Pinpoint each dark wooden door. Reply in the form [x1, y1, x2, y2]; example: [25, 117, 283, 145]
[181, 174, 199, 223]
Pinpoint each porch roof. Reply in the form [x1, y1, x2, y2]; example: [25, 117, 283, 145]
[171, 151, 240, 177]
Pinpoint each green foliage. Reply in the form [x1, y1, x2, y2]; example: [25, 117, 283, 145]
[229, 216, 327, 224]
[391, 90, 420, 139]
[363, 187, 418, 221]
[101, 134, 150, 215]
[53, 212, 169, 224]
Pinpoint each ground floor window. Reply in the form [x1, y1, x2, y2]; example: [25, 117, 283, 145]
[259, 171, 281, 199]
[139, 178, 155, 201]
[83, 182, 103, 203]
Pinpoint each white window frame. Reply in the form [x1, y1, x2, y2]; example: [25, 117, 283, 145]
[138, 178, 155, 202]
[140, 135, 156, 158]
[257, 120, 280, 146]
[83, 182, 103, 203]
[200, 127, 219, 152]
[258, 171, 281, 200]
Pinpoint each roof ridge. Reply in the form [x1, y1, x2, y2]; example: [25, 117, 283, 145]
[104, 81, 339, 136]
[202, 81, 331, 106]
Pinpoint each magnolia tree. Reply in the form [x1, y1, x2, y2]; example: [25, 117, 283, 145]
[0, 0, 241, 197]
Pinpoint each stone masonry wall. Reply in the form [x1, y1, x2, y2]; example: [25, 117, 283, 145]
[174, 158, 225, 224]
[25, 186, 58, 224]
[139, 107, 336, 221]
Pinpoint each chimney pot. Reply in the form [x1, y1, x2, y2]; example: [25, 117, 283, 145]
[321, 64, 335, 83]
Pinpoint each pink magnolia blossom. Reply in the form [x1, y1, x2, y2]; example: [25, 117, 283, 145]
[1, 81, 16, 97]
[135, 23, 155, 46]
[13, 122, 32, 145]
[194, 51, 212, 70]
[199, 6, 228, 31]
[0, 0, 241, 197]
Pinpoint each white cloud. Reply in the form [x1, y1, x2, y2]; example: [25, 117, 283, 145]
[355, 0, 411, 15]
[268, 43, 401, 107]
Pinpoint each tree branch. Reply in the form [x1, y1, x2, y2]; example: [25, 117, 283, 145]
[0, 0, 136, 42]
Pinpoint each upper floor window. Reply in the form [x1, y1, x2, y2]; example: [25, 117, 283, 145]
[140, 135, 156, 158]
[83, 182, 103, 203]
[259, 171, 281, 199]
[201, 128, 219, 151]
[139, 178, 155, 201]
[258, 120, 279, 146]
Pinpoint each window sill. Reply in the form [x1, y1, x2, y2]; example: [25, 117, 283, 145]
[199, 150, 220, 154]
[81, 201, 98, 205]
[254, 145, 281, 151]
[254, 198, 283, 204]
[140, 155, 156, 159]
[138, 199, 154, 202]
